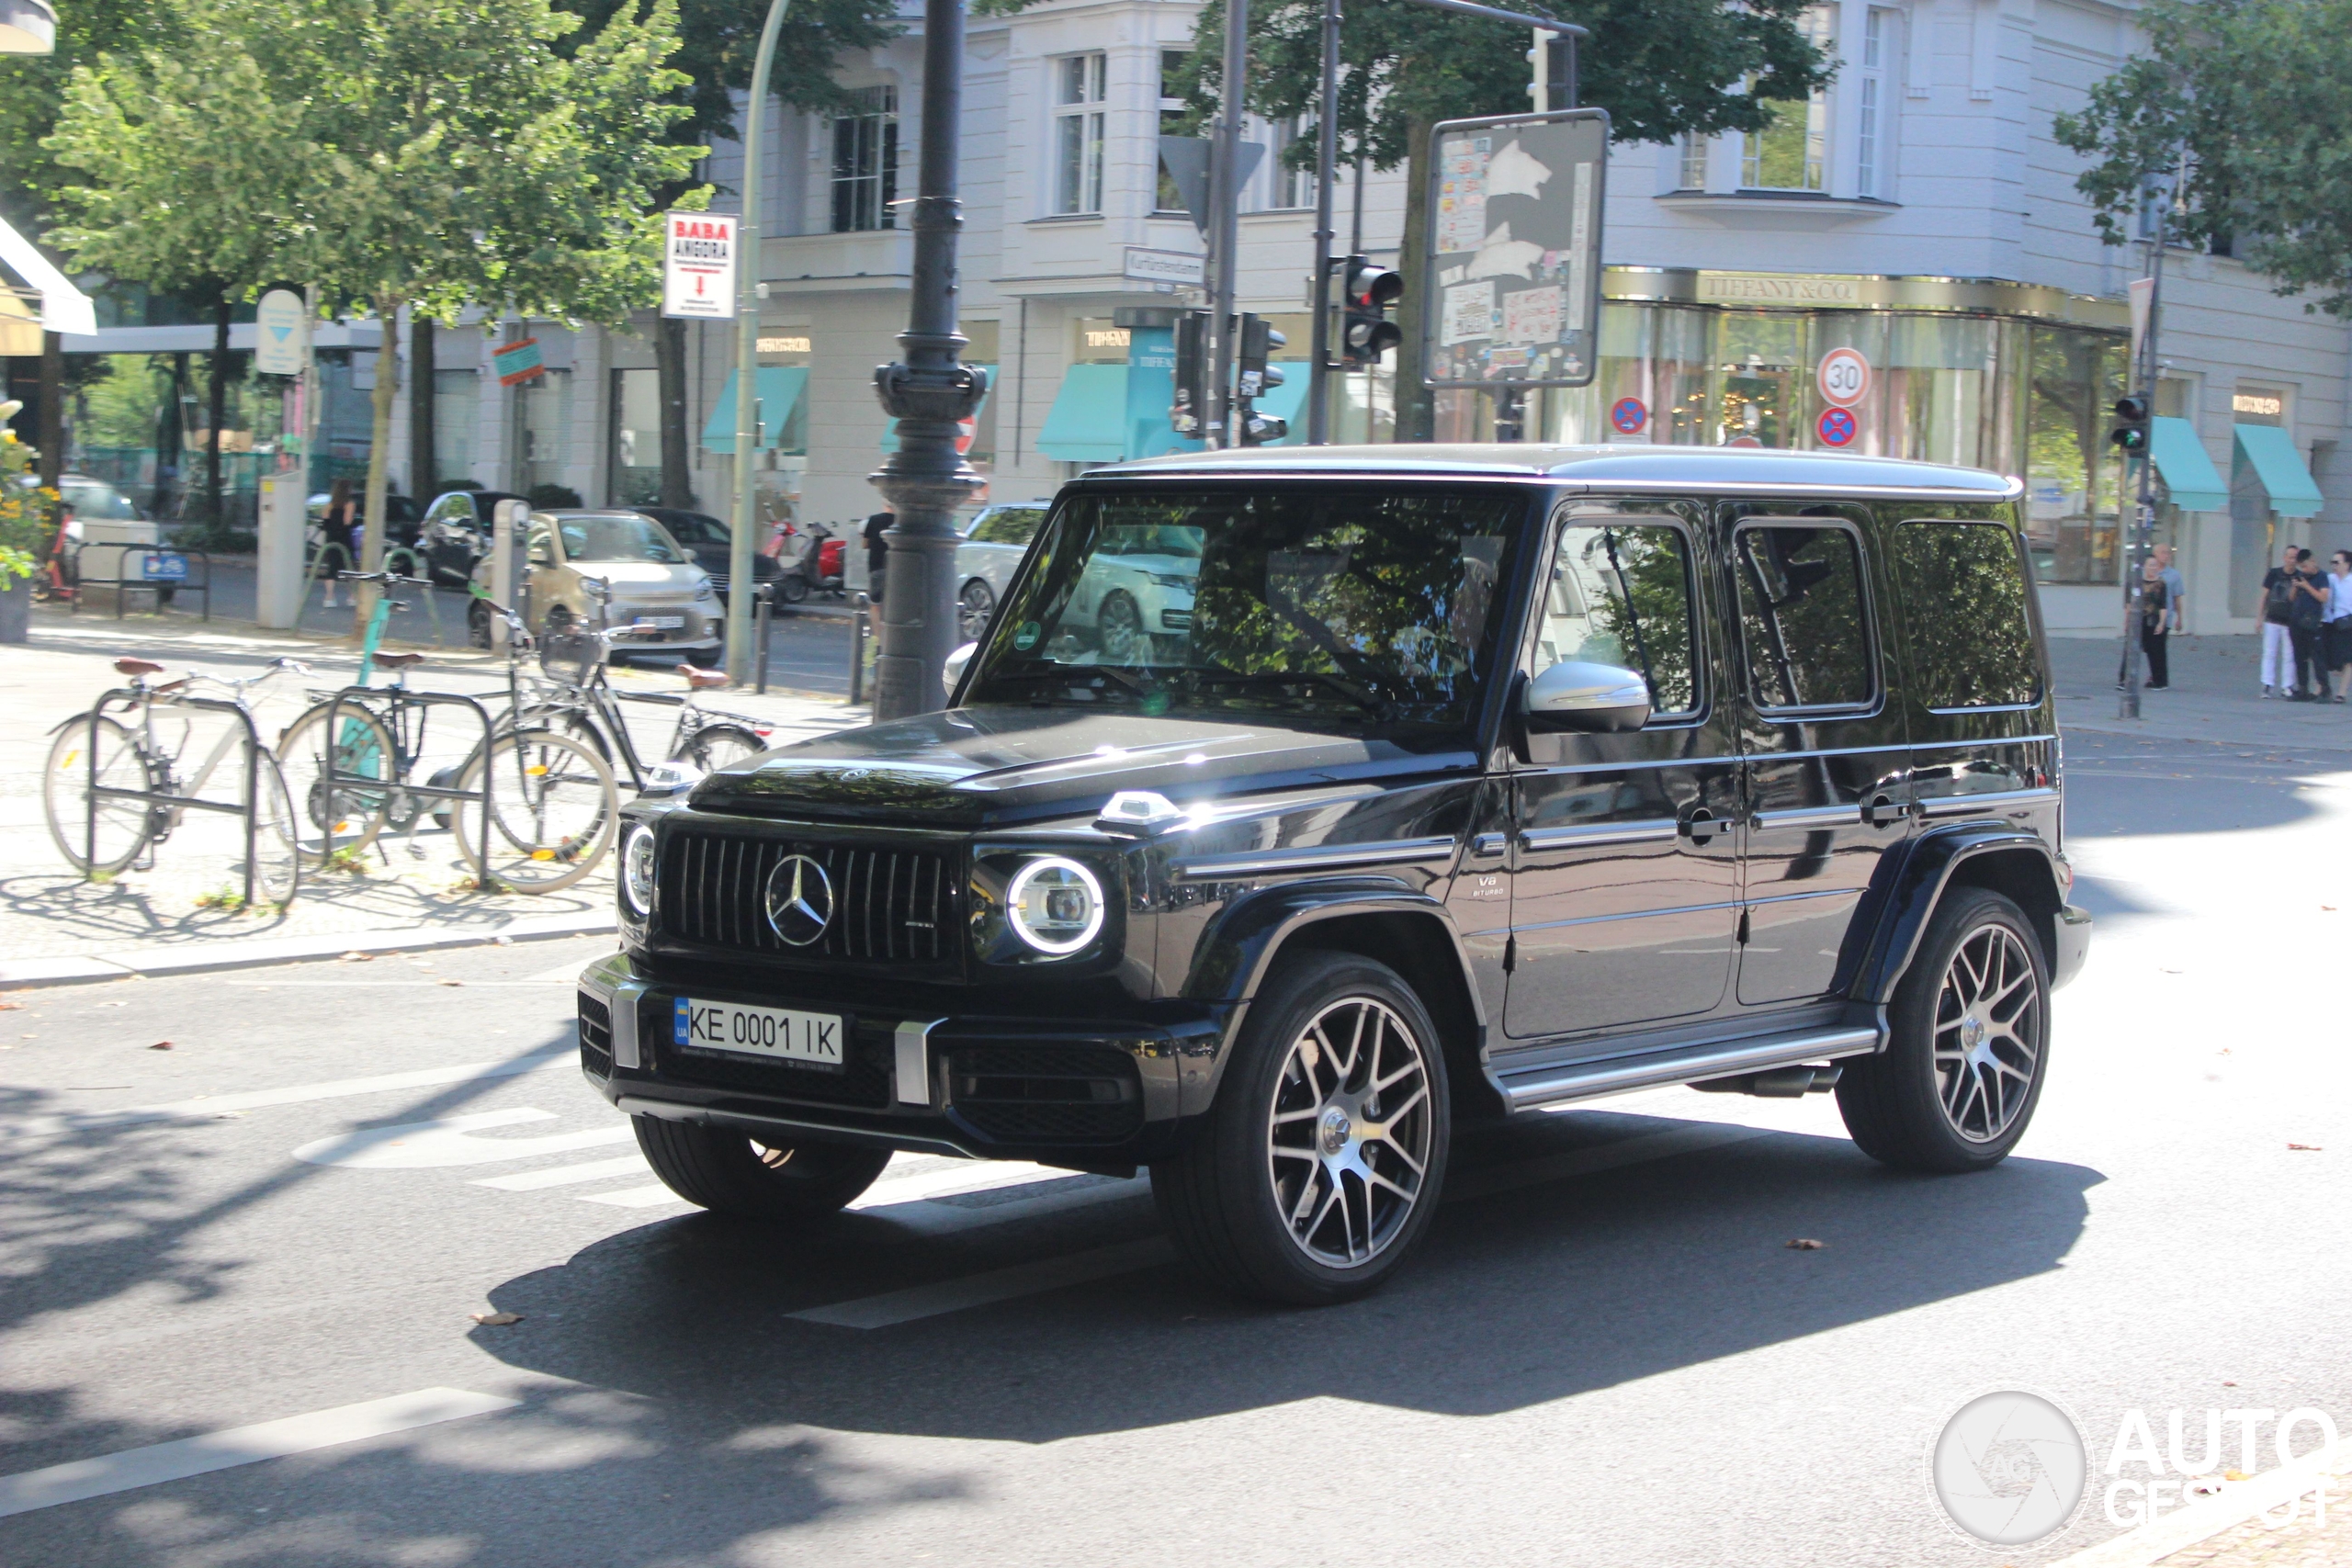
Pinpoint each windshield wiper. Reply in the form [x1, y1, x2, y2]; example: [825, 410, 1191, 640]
[988, 664, 1158, 705]
[1194, 670, 1390, 718]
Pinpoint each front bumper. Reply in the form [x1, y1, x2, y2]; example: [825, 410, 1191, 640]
[576, 953, 1232, 1169]
[2050, 902, 2092, 990]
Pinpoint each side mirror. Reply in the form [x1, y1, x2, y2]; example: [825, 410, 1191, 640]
[944, 640, 977, 699]
[1524, 660, 1652, 733]
[526, 541, 553, 567]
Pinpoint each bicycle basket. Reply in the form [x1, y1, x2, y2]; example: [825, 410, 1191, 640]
[537, 629, 605, 686]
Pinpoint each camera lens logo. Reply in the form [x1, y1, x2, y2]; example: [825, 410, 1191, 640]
[1930, 1391, 2088, 1546]
[763, 854, 832, 947]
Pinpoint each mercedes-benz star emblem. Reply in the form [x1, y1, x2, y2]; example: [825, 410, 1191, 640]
[764, 854, 833, 947]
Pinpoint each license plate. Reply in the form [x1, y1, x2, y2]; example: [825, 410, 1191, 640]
[673, 998, 844, 1069]
[634, 615, 685, 629]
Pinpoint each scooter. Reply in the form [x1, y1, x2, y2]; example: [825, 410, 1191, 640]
[775, 519, 845, 602]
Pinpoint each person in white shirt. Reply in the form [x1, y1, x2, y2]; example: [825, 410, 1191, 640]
[2327, 549, 2352, 704]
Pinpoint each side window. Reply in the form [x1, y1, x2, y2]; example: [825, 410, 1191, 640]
[974, 507, 1046, 547]
[1533, 520, 1700, 718]
[1733, 524, 1875, 712]
[1889, 521, 2041, 708]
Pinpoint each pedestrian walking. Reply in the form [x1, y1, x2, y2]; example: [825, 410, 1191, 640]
[2137, 556, 2172, 689]
[2119, 545, 2185, 690]
[317, 478, 358, 608]
[2289, 547, 2329, 700]
[862, 510, 894, 608]
[2326, 548, 2352, 705]
[2154, 542, 2185, 631]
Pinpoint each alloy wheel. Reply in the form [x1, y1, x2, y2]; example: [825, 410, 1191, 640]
[1932, 922, 2042, 1143]
[1264, 997, 1433, 1269]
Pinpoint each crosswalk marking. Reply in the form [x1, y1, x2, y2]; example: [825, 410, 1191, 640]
[471, 1155, 650, 1191]
[579, 1183, 686, 1209]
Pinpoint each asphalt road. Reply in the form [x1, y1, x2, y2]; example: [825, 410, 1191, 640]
[2, 732, 2347, 1567]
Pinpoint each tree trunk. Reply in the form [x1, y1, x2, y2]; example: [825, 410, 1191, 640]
[1393, 116, 1436, 444]
[410, 315, 436, 501]
[37, 331, 62, 491]
[207, 294, 231, 529]
[355, 306, 401, 638]
[657, 315, 693, 507]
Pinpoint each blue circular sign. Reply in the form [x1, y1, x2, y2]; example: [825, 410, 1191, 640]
[1610, 397, 1648, 434]
[1817, 407, 1858, 446]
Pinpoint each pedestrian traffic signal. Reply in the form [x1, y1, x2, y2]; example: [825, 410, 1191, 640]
[1340, 255, 1403, 369]
[1236, 314, 1288, 446]
[1170, 310, 1209, 437]
[2109, 395, 2151, 453]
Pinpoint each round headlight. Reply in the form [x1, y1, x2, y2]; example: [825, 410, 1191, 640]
[1005, 856, 1103, 955]
[622, 825, 657, 916]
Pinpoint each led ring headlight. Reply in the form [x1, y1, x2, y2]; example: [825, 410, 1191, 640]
[621, 824, 658, 916]
[1005, 856, 1104, 955]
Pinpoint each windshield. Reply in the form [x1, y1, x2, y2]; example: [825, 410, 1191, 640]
[656, 513, 728, 547]
[965, 484, 1529, 737]
[559, 515, 684, 564]
[61, 479, 143, 520]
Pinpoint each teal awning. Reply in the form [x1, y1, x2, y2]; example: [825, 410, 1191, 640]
[2234, 423, 2324, 517]
[2150, 417, 2226, 512]
[700, 367, 807, 454]
[878, 365, 996, 452]
[1037, 364, 1132, 463]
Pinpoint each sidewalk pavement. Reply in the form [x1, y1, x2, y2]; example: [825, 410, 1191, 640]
[0, 603, 865, 987]
[2052, 635, 2352, 753]
[2049, 1437, 2348, 1568]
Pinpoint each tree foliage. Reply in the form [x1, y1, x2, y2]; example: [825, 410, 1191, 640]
[0, 0, 166, 231]
[2052, 0, 2352, 319]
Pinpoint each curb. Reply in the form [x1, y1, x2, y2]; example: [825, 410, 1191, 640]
[0, 911, 616, 991]
[2048, 1437, 2348, 1568]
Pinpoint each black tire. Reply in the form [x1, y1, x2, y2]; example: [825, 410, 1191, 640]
[777, 570, 809, 605]
[684, 645, 724, 669]
[632, 1116, 893, 1221]
[1151, 952, 1450, 1306]
[958, 578, 996, 643]
[467, 599, 492, 649]
[1837, 887, 2051, 1173]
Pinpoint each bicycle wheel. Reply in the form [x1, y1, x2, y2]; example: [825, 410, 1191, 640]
[277, 701, 397, 863]
[455, 729, 617, 893]
[43, 714, 159, 875]
[679, 722, 765, 773]
[242, 751, 302, 908]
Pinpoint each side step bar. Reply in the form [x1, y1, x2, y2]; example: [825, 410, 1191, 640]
[1491, 1025, 1883, 1114]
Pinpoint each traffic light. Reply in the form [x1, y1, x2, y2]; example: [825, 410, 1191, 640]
[1236, 315, 1289, 446]
[2109, 395, 2151, 454]
[1170, 310, 1209, 436]
[1339, 255, 1403, 369]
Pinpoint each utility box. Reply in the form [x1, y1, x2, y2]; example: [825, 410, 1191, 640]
[257, 471, 307, 627]
[74, 517, 163, 592]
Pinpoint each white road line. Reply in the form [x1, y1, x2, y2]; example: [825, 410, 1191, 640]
[0, 1388, 518, 1519]
[471, 1155, 650, 1191]
[579, 1183, 689, 1209]
[293, 1109, 635, 1170]
[788, 1239, 1178, 1330]
[1, 1049, 578, 1139]
[783, 1122, 1777, 1331]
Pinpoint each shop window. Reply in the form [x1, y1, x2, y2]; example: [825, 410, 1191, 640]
[432, 368, 479, 491]
[513, 368, 572, 499]
[2023, 325, 2129, 584]
[1732, 524, 1874, 711]
[831, 85, 899, 233]
[1888, 522, 2040, 708]
[1743, 7, 1833, 192]
[1252, 117, 1313, 210]
[1053, 53, 1107, 215]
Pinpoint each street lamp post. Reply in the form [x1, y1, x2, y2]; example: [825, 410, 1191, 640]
[868, 0, 989, 719]
[725, 0, 794, 684]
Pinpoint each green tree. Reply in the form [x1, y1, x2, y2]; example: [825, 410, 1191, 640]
[2052, 0, 2352, 319]
[48, 0, 706, 623]
[567, 0, 902, 508]
[1160, 0, 1829, 437]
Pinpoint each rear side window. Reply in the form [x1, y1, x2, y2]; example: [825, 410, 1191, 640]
[1732, 524, 1875, 712]
[971, 507, 1046, 547]
[1889, 521, 2041, 709]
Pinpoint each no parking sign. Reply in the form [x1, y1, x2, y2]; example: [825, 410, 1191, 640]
[1610, 397, 1647, 435]
[1817, 407, 1858, 446]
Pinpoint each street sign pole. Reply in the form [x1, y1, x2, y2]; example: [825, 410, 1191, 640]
[1306, 0, 1341, 444]
[727, 0, 791, 686]
[1204, 0, 1250, 449]
[2119, 220, 2167, 723]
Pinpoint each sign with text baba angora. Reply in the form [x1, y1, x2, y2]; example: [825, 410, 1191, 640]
[662, 210, 739, 321]
[1423, 109, 1609, 390]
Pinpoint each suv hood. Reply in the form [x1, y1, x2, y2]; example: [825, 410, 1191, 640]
[687, 705, 1476, 826]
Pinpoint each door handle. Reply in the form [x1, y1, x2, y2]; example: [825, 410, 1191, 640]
[1863, 794, 1910, 827]
[1470, 832, 1507, 859]
[1679, 807, 1724, 844]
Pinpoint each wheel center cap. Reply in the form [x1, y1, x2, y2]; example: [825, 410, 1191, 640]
[1960, 1015, 1986, 1051]
[1318, 1106, 1352, 1155]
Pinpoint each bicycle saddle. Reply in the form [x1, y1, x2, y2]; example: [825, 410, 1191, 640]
[681, 666, 730, 690]
[114, 658, 165, 676]
[375, 651, 427, 669]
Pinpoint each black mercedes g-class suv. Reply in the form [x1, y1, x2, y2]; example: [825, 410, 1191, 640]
[580, 444, 2090, 1304]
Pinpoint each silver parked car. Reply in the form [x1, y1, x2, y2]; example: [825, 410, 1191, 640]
[469, 510, 723, 664]
[952, 502, 1052, 641]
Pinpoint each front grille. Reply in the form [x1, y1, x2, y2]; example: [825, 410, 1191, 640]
[946, 1043, 1142, 1145]
[660, 830, 958, 968]
[653, 1006, 892, 1109]
[578, 995, 614, 1078]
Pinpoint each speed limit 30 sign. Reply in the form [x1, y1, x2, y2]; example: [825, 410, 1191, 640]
[1816, 346, 1871, 409]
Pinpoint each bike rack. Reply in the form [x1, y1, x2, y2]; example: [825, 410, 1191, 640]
[320, 686, 497, 886]
[81, 686, 274, 907]
[67, 543, 213, 622]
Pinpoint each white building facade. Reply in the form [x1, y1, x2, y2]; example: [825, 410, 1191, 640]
[383, 0, 2347, 633]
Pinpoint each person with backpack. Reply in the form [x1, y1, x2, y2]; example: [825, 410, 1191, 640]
[2288, 547, 2330, 700]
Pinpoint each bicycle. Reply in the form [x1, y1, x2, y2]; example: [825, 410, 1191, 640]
[276, 571, 441, 863]
[42, 656, 308, 908]
[454, 594, 621, 892]
[523, 578, 773, 784]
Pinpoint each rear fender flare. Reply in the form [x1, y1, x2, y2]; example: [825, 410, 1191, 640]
[1841, 827, 2066, 1007]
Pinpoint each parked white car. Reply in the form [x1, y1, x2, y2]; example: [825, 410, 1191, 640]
[952, 502, 1052, 641]
[1066, 522, 1201, 662]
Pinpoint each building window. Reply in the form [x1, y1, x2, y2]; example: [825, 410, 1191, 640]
[1677, 134, 1708, 191]
[610, 367, 661, 507]
[432, 368, 480, 491]
[1054, 53, 1107, 215]
[1156, 51, 1189, 214]
[513, 368, 572, 499]
[831, 85, 899, 233]
[1254, 116, 1313, 210]
[1743, 6, 1832, 192]
[1856, 8, 1894, 198]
